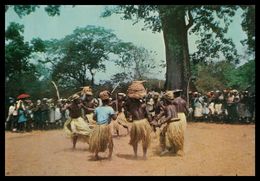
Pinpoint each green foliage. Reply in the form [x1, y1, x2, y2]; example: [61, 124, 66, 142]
[6, 5, 61, 18]
[13, 5, 40, 18]
[226, 59, 255, 90]
[240, 5, 255, 54]
[192, 59, 255, 93]
[113, 42, 157, 80]
[189, 6, 239, 64]
[102, 5, 241, 64]
[143, 78, 165, 92]
[5, 22, 32, 79]
[102, 5, 161, 32]
[44, 5, 61, 16]
[49, 25, 120, 87]
[110, 72, 131, 84]
[31, 38, 46, 52]
[5, 22, 24, 41]
[5, 22, 55, 101]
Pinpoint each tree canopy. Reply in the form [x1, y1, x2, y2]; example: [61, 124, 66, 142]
[45, 25, 120, 87]
[102, 5, 254, 92]
[113, 42, 157, 80]
[5, 5, 255, 100]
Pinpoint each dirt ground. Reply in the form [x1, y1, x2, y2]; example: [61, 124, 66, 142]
[5, 122, 255, 176]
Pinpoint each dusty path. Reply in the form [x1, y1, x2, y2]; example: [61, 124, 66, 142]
[5, 122, 255, 176]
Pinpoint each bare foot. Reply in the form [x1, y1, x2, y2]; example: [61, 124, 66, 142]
[94, 155, 100, 160]
[176, 150, 185, 156]
[160, 149, 169, 156]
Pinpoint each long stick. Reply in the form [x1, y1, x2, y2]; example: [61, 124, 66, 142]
[51, 81, 60, 100]
[111, 82, 120, 94]
[67, 90, 82, 100]
[116, 93, 118, 112]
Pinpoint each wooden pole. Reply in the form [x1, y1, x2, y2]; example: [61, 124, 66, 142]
[51, 81, 60, 100]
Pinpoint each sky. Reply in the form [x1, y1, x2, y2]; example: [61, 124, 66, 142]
[5, 5, 248, 83]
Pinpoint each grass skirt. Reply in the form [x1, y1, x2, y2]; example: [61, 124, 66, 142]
[89, 124, 112, 153]
[86, 113, 96, 125]
[64, 117, 93, 142]
[113, 112, 129, 132]
[177, 112, 187, 130]
[160, 118, 185, 153]
[129, 118, 152, 147]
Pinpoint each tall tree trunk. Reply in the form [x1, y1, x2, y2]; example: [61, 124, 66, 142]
[89, 69, 95, 87]
[160, 10, 191, 96]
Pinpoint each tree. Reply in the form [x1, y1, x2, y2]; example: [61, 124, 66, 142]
[47, 25, 120, 87]
[101, 5, 253, 95]
[225, 59, 255, 90]
[5, 22, 57, 100]
[5, 5, 61, 17]
[240, 5, 255, 55]
[5, 22, 36, 96]
[6, 5, 255, 95]
[5, 22, 32, 79]
[113, 42, 157, 80]
[192, 61, 235, 93]
[191, 58, 255, 93]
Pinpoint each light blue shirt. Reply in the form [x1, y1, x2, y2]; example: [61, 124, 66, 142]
[94, 106, 115, 125]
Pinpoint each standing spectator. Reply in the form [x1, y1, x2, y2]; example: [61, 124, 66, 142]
[24, 99, 34, 131]
[41, 98, 49, 129]
[193, 92, 203, 122]
[5, 98, 18, 131]
[17, 99, 28, 132]
[33, 100, 42, 130]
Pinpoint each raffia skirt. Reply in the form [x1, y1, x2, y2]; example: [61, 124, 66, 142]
[64, 117, 93, 142]
[129, 118, 152, 148]
[177, 112, 187, 130]
[161, 118, 185, 153]
[86, 113, 96, 125]
[89, 124, 113, 153]
[113, 112, 129, 131]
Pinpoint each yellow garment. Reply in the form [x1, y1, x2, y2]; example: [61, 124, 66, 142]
[64, 117, 93, 138]
[177, 112, 187, 130]
[214, 103, 222, 115]
[113, 112, 129, 132]
[89, 124, 113, 153]
[129, 118, 152, 147]
[194, 106, 203, 118]
[86, 113, 96, 125]
[208, 102, 215, 114]
[160, 117, 185, 153]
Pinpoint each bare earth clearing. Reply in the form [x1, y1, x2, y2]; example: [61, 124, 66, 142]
[5, 122, 255, 176]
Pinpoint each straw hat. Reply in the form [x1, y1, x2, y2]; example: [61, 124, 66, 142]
[118, 93, 126, 97]
[81, 86, 93, 96]
[232, 89, 238, 93]
[163, 91, 174, 100]
[127, 80, 147, 99]
[71, 94, 80, 101]
[99, 90, 111, 101]
[153, 92, 160, 98]
[173, 89, 183, 93]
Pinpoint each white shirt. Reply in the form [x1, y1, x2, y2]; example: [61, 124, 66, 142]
[8, 105, 18, 116]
